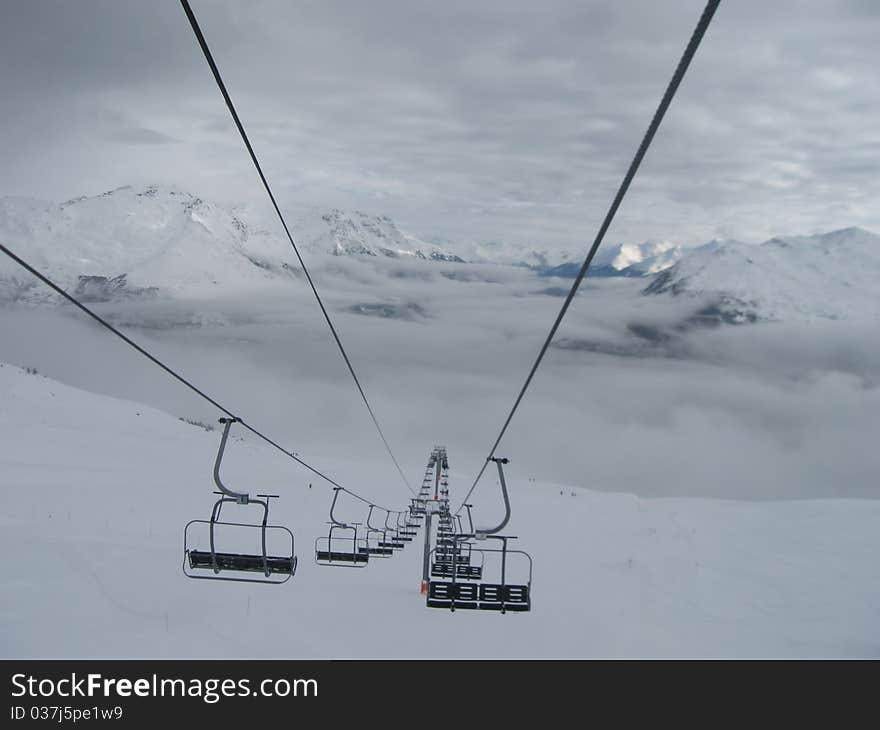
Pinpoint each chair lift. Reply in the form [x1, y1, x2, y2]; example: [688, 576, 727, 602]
[314, 488, 369, 567]
[433, 504, 470, 566]
[183, 417, 297, 584]
[378, 510, 405, 550]
[405, 501, 423, 527]
[386, 511, 412, 544]
[426, 458, 532, 613]
[397, 511, 418, 538]
[431, 541, 484, 580]
[362, 505, 394, 557]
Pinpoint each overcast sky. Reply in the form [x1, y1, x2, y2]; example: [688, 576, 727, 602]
[1, 0, 878, 249]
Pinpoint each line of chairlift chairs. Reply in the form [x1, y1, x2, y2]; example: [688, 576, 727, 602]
[426, 455, 533, 613]
[183, 421, 532, 613]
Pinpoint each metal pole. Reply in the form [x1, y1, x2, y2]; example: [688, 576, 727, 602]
[475, 457, 511, 537]
[213, 418, 249, 503]
[421, 510, 432, 594]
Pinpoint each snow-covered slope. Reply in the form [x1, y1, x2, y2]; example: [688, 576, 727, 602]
[2, 362, 878, 657]
[0, 185, 463, 300]
[644, 228, 880, 322]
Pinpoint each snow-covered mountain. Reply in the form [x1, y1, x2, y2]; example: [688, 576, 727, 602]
[0, 185, 463, 300]
[0, 186, 295, 300]
[444, 237, 684, 275]
[1, 184, 876, 324]
[644, 228, 880, 322]
[438, 238, 578, 269]
[540, 240, 683, 278]
[290, 208, 465, 262]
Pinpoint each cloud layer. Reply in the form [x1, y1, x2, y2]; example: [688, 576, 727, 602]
[2, 1, 879, 250]
[1, 257, 878, 501]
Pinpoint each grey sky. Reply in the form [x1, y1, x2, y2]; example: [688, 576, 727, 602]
[1, 0, 878, 249]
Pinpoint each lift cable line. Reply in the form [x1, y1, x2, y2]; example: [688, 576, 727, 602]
[0, 239, 393, 512]
[179, 0, 415, 499]
[455, 0, 723, 514]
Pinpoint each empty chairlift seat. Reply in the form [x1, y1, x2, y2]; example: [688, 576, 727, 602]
[427, 581, 479, 610]
[187, 546, 296, 576]
[477, 583, 530, 611]
[183, 418, 297, 585]
[427, 578, 530, 612]
[314, 489, 369, 567]
[431, 542, 482, 579]
[183, 491, 297, 584]
[314, 536, 369, 566]
[430, 562, 483, 580]
[361, 532, 394, 557]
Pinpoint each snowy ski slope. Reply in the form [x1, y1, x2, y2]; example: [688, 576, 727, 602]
[2, 363, 877, 658]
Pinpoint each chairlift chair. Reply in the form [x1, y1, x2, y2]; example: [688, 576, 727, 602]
[360, 506, 394, 557]
[410, 498, 427, 515]
[431, 542, 483, 580]
[386, 512, 412, 543]
[434, 551, 471, 565]
[315, 488, 369, 567]
[396, 512, 418, 537]
[183, 418, 297, 585]
[428, 538, 530, 612]
[426, 458, 532, 612]
[375, 511, 404, 549]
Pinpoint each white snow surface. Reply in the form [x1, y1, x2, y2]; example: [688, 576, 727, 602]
[1, 363, 878, 658]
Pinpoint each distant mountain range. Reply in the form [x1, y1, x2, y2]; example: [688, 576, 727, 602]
[1, 184, 876, 322]
[538, 240, 683, 278]
[643, 227, 880, 322]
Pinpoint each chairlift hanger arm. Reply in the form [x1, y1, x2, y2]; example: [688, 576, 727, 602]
[475, 458, 511, 538]
[366, 505, 385, 532]
[213, 417, 249, 503]
[328, 487, 348, 527]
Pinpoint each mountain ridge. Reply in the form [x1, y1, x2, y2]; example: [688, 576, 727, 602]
[644, 227, 880, 322]
[1, 185, 876, 323]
